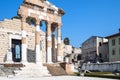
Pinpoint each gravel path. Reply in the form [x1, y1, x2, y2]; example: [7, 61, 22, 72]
[0, 76, 117, 80]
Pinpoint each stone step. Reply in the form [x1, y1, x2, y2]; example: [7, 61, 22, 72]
[20, 66, 48, 70]
[14, 63, 51, 77]
[14, 69, 49, 74]
[46, 63, 67, 76]
[15, 74, 51, 78]
[15, 71, 51, 78]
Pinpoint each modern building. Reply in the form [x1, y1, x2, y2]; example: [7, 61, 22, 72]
[106, 30, 120, 62]
[81, 36, 108, 63]
[0, 0, 65, 64]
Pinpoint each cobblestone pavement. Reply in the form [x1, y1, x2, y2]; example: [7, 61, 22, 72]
[0, 76, 118, 80]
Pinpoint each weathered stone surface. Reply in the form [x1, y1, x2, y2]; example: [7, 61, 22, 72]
[0, 18, 47, 63]
[14, 63, 51, 77]
[46, 63, 67, 76]
[0, 64, 20, 77]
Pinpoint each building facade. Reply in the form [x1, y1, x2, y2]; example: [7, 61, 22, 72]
[106, 30, 120, 62]
[0, 0, 65, 64]
[81, 36, 108, 63]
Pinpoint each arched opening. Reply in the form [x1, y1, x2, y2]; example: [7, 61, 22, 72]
[40, 20, 46, 32]
[26, 17, 36, 26]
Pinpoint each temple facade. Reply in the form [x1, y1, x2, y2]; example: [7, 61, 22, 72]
[0, 0, 65, 64]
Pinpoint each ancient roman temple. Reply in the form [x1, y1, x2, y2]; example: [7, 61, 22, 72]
[0, 0, 65, 64]
[0, 0, 65, 77]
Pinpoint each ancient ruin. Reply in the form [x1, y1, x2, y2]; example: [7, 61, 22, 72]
[0, 0, 65, 77]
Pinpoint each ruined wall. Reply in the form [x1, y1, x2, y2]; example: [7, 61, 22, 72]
[0, 31, 9, 62]
[0, 18, 46, 63]
[0, 19, 22, 62]
[82, 62, 120, 72]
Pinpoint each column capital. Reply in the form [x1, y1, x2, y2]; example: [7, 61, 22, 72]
[21, 15, 27, 22]
[36, 18, 41, 25]
[46, 21, 52, 26]
[57, 23, 62, 28]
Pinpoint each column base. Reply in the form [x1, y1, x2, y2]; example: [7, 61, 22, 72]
[47, 47, 52, 63]
[22, 44, 27, 64]
[36, 45, 42, 63]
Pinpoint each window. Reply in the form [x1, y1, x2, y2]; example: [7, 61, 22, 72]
[99, 42, 102, 46]
[112, 39, 115, 46]
[99, 53, 102, 58]
[112, 49, 116, 55]
[119, 38, 120, 45]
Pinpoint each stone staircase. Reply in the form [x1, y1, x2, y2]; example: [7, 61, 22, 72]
[46, 63, 67, 76]
[14, 63, 51, 78]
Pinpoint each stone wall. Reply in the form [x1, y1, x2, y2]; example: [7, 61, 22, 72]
[0, 19, 21, 32]
[82, 62, 120, 72]
[0, 18, 47, 63]
[0, 64, 22, 76]
[0, 31, 9, 62]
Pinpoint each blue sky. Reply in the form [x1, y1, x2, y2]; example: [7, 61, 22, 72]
[0, 0, 120, 47]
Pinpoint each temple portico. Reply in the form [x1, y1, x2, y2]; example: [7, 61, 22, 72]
[0, 0, 65, 77]
[5, 0, 64, 64]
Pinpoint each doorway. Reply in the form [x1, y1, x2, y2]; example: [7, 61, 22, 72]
[12, 39, 21, 62]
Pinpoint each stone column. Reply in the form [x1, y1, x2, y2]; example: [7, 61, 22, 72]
[21, 15, 27, 63]
[57, 23, 62, 62]
[52, 33, 56, 63]
[35, 19, 42, 64]
[46, 21, 52, 63]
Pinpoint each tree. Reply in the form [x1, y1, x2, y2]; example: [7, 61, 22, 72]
[64, 37, 70, 45]
[11, 16, 21, 19]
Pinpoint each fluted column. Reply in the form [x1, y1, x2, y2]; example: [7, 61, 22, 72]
[21, 15, 27, 63]
[35, 19, 42, 64]
[57, 23, 62, 62]
[46, 21, 52, 63]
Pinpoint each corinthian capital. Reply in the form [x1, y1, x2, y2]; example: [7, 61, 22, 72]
[36, 18, 41, 25]
[21, 15, 27, 22]
[58, 23, 62, 28]
[46, 21, 52, 26]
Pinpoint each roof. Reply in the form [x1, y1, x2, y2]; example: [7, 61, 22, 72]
[106, 32, 120, 39]
[82, 36, 103, 45]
